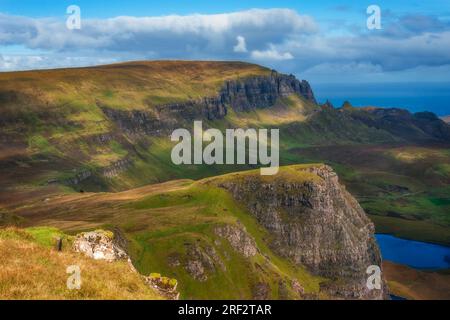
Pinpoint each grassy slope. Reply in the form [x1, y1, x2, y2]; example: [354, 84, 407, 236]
[0, 227, 164, 300]
[0, 60, 270, 110]
[0, 61, 271, 190]
[383, 261, 450, 300]
[7, 166, 327, 299]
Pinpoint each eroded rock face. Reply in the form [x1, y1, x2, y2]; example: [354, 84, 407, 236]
[100, 71, 316, 135]
[101, 157, 133, 178]
[252, 282, 270, 300]
[184, 244, 225, 282]
[72, 230, 128, 261]
[220, 72, 316, 112]
[144, 273, 180, 300]
[214, 224, 258, 258]
[217, 165, 387, 299]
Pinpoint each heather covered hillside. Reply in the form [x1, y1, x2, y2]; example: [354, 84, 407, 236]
[1, 61, 449, 245]
[0, 61, 449, 300]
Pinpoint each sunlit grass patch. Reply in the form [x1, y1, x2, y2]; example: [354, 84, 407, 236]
[0, 227, 164, 300]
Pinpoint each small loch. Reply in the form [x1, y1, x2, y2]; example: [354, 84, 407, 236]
[375, 234, 450, 270]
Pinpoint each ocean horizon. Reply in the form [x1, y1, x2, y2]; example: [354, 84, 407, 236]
[313, 82, 450, 117]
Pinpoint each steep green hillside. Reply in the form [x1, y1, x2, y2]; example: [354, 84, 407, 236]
[5, 168, 323, 299]
[0, 61, 272, 192]
[0, 60, 270, 110]
[4, 164, 389, 299]
[383, 261, 450, 300]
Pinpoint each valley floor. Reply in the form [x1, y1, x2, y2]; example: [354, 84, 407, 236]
[289, 144, 450, 246]
[383, 261, 450, 300]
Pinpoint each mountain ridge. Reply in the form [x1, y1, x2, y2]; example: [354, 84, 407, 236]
[1, 60, 449, 299]
[1, 60, 448, 193]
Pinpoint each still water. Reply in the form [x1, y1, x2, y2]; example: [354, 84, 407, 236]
[375, 234, 450, 269]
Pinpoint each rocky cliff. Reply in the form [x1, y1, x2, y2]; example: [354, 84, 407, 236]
[101, 71, 316, 135]
[218, 71, 316, 112]
[214, 165, 387, 299]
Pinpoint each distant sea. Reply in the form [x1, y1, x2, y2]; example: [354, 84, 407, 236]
[313, 82, 450, 117]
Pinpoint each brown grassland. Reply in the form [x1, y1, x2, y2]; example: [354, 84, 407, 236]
[0, 228, 163, 300]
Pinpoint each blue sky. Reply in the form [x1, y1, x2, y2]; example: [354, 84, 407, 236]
[1, 0, 450, 114]
[1, 0, 447, 19]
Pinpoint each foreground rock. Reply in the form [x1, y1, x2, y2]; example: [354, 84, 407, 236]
[73, 229, 180, 299]
[73, 230, 128, 261]
[144, 273, 180, 300]
[214, 165, 388, 299]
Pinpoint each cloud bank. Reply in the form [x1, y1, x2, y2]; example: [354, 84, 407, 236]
[1, 8, 450, 83]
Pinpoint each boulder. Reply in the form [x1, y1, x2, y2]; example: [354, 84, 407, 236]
[72, 230, 128, 262]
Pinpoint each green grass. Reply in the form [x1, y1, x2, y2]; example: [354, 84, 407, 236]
[28, 135, 59, 156]
[126, 181, 323, 299]
[370, 215, 450, 245]
[109, 141, 128, 157]
[1, 59, 449, 261]
[25, 226, 72, 247]
[6, 165, 326, 299]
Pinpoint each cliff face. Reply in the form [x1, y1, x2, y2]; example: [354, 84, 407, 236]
[347, 107, 450, 143]
[216, 165, 387, 299]
[219, 71, 316, 112]
[101, 71, 316, 135]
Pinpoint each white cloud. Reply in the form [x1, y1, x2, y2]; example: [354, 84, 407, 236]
[1, 9, 450, 83]
[0, 9, 317, 53]
[0, 53, 119, 71]
[233, 35, 247, 53]
[251, 44, 294, 61]
[303, 62, 383, 75]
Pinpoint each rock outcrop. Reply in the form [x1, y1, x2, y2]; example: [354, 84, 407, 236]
[144, 273, 180, 300]
[101, 157, 133, 178]
[219, 72, 316, 112]
[214, 224, 258, 258]
[64, 169, 92, 186]
[101, 71, 316, 135]
[72, 230, 128, 261]
[72, 229, 180, 299]
[183, 243, 225, 282]
[50, 157, 132, 186]
[215, 165, 387, 299]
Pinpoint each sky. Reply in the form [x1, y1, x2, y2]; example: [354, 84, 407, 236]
[1, 0, 450, 115]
